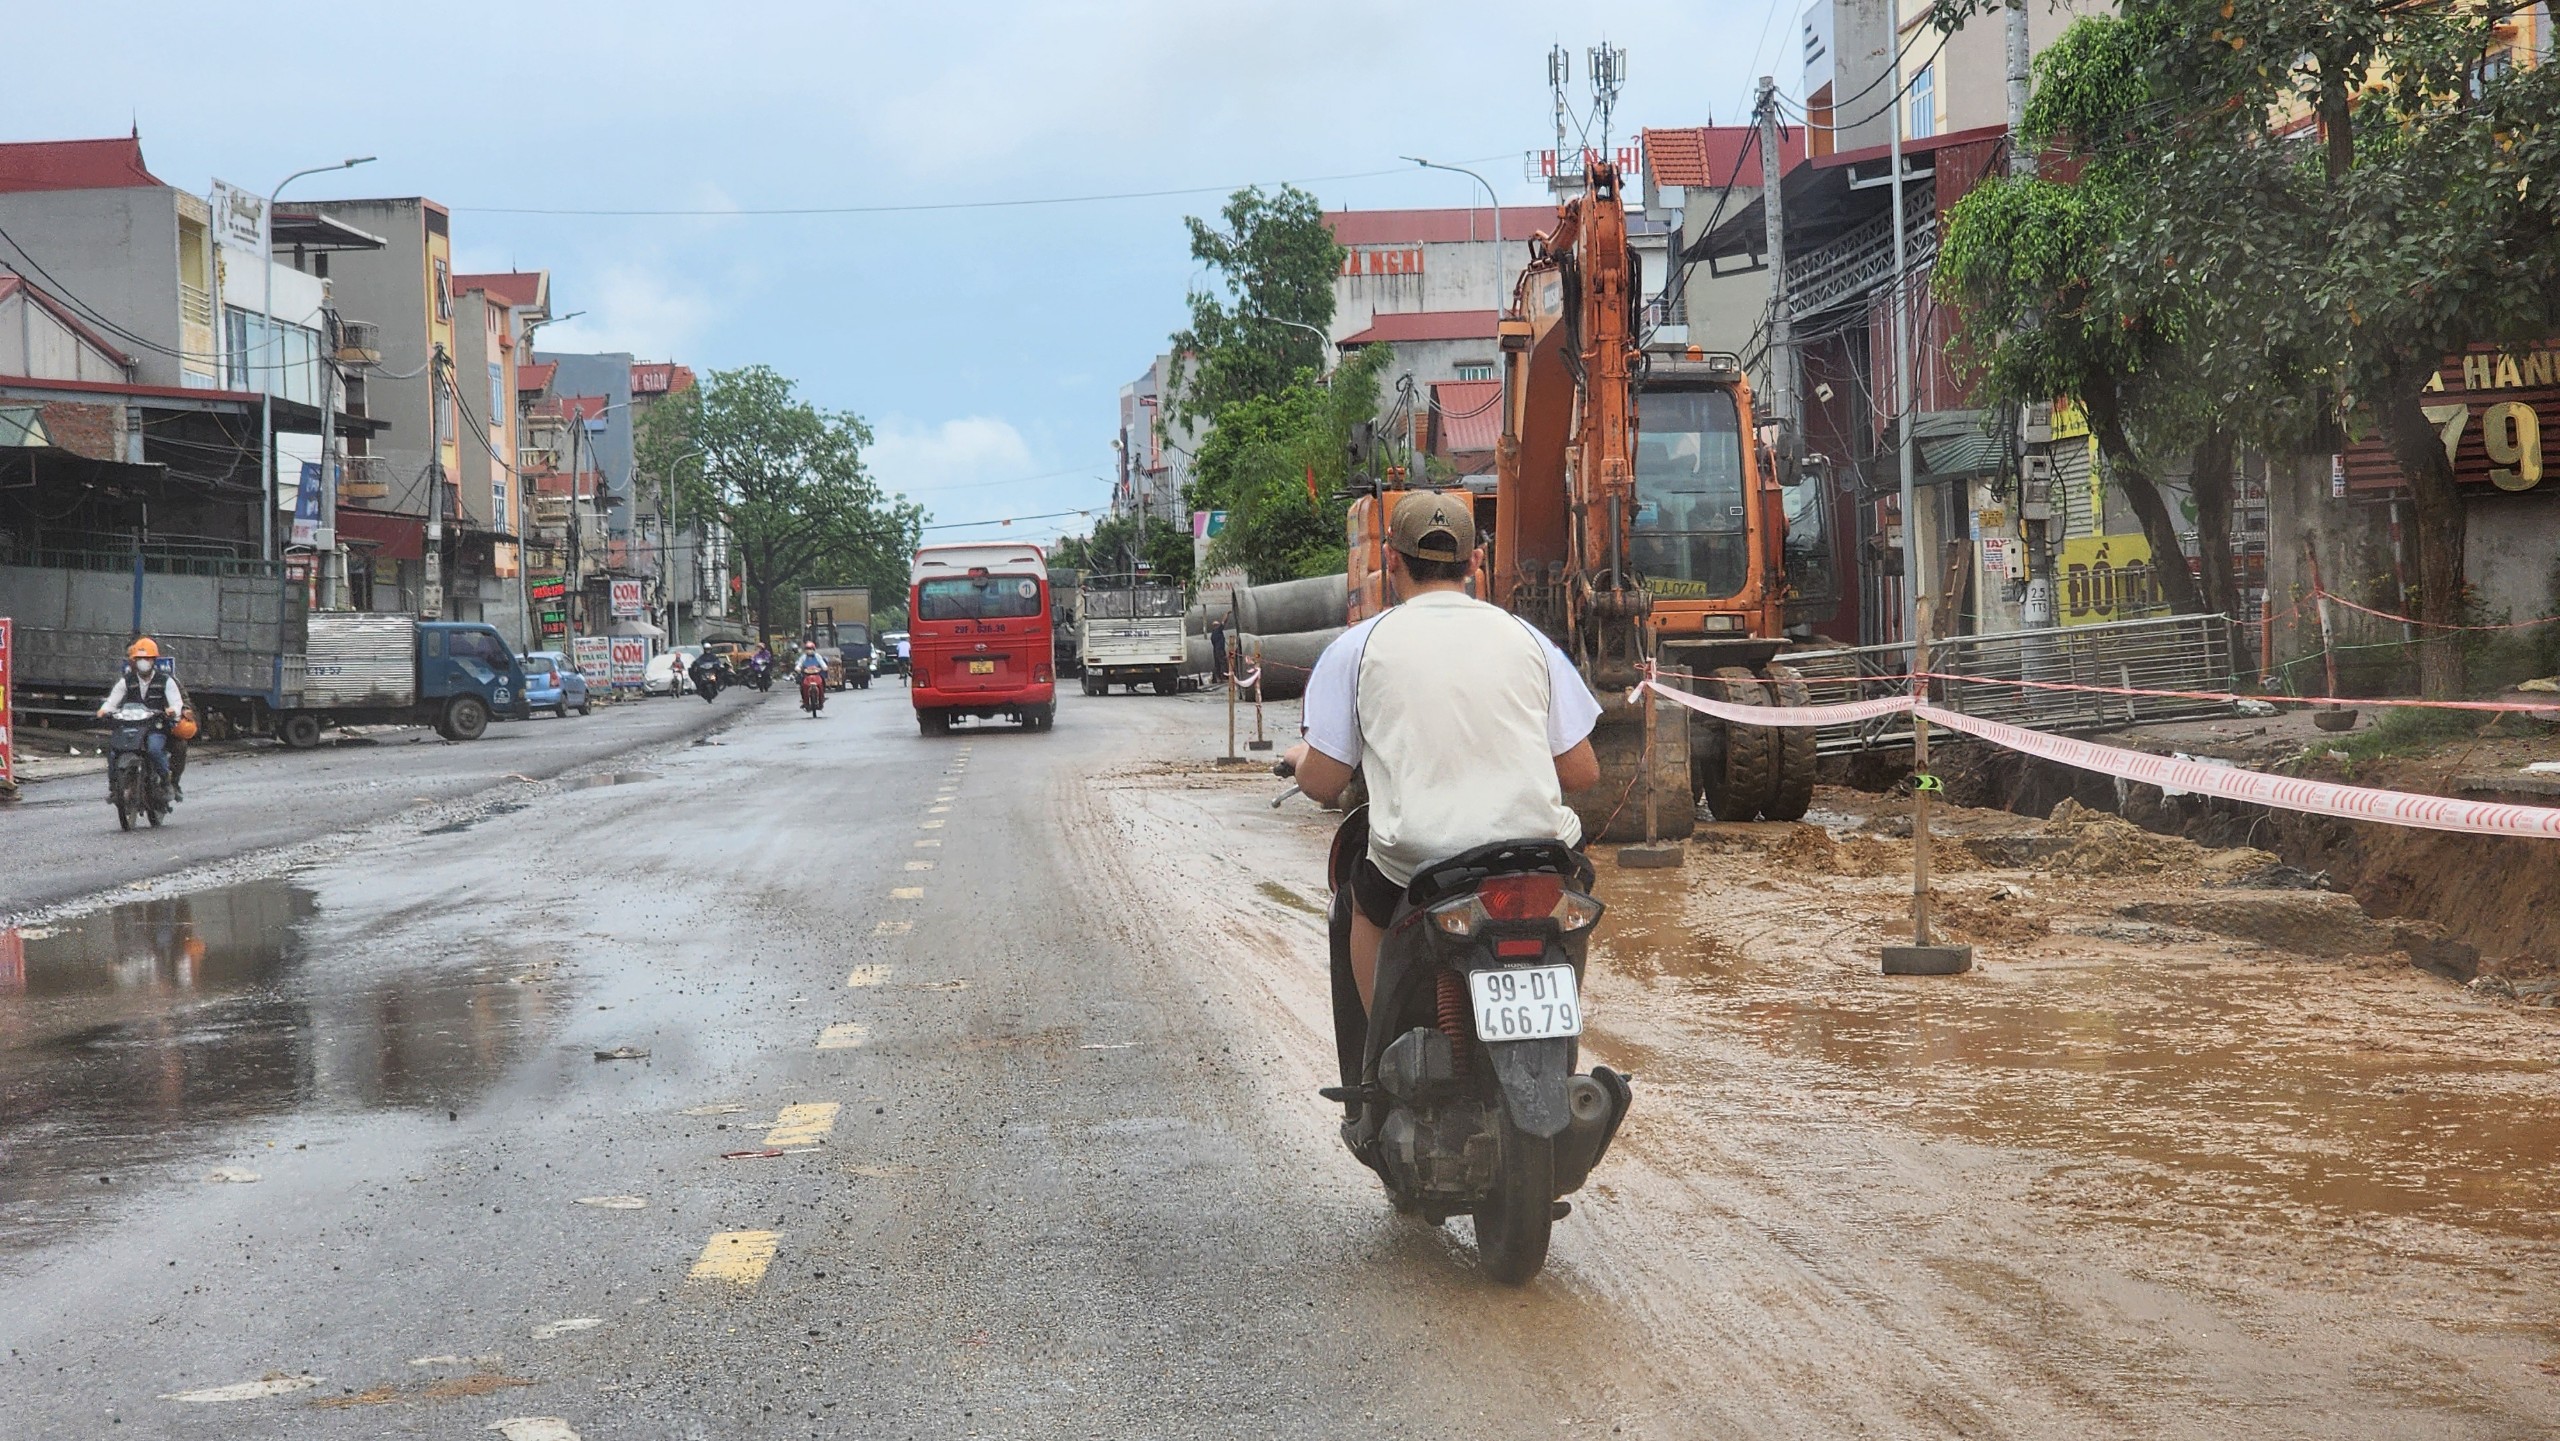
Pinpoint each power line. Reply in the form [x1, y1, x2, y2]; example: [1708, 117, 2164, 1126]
[455, 156, 1519, 218]
[921, 507, 1098, 531]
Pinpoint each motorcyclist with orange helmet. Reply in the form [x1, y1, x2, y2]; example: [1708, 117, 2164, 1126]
[97, 637, 189, 801]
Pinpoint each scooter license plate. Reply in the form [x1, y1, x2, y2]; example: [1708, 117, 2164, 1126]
[967, 660, 995, 675]
[1468, 965, 1582, 1041]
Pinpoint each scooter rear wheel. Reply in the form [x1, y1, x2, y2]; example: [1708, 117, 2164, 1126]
[1473, 1123, 1556, 1285]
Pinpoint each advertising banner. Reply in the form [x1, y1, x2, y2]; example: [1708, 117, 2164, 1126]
[2057, 535, 2169, 627]
[572, 635, 612, 689]
[291, 462, 323, 547]
[608, 636, 649, 690]
[610, 579, 644, 618]
[208, 180, 267, 256]
[0, 617, 13, 790]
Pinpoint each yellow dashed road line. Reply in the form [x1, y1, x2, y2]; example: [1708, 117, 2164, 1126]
[763, 1102, 841, 1148]
[914, 839, 941, 849]
[919, 820, 945, 830]
[904, 861, 934, 871]
[690, 1230, 781, 1285]
[817, 1022, 867, 1050]
[928, 805, 951, 814]
[890, 887, 924, 900]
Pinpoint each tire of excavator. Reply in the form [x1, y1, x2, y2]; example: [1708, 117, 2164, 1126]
[1576, 689, 1695, 844]
[1760, 663, 1818, 823]
[1696, 666, 1778, 822]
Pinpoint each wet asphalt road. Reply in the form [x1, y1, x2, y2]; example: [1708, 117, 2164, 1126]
[0, 695, 745, 914]
[0, 684, 1620, 1439]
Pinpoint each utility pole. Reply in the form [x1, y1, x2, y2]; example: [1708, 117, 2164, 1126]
[2007, 0, 2035, 177]
[424, 345, 446, 619]
[564, 399, 583, 651]
[258, 157, 373, 567]
[1755, 76, 1796, 433]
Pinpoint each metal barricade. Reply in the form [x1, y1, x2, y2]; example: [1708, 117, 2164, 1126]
[1772, 613, 2238, 753]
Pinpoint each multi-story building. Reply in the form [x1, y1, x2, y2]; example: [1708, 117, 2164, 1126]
[282, 195, 462, 615]
[529, 351, 638, 636]
[447, 272, 538, 643]
[1115, 354, 1200, 526]
[625, 360, 729, 642]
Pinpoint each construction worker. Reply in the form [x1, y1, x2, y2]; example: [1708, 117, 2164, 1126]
[96, 637, 187, 801]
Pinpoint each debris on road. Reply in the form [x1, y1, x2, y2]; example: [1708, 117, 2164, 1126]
[204, 1167, 261, 1184]
[573, 1195, 647, 1209]
[161, 1373, 319, 1403]
[591, 1046, 648, 1062]
[529, 1318, 602, 1340]
[486, 1418, 582, 1440]
[721, 1149, 786, 1161]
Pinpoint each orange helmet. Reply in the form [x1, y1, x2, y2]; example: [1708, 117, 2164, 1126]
[171, 708, 199, 742]
[126, 637, 160, 661]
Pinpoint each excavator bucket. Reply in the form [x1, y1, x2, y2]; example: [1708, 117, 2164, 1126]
[1574, 689, 1695, 844]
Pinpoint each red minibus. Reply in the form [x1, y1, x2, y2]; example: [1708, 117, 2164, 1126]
[908, 542, 1056, 734]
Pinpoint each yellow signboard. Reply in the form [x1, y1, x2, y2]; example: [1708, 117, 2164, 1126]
[2057, 534, 2170, 626]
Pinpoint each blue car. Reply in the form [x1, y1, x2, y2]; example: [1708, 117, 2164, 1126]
[522, 650, 592, 718]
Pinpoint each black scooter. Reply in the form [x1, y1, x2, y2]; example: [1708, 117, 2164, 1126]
[1282, 761, 1633, 1284]
[689, 657, 727, 703]
[104, 702, 172, 832]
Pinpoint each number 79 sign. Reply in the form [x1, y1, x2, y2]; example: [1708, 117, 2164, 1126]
[2421, 398, 2545, 491]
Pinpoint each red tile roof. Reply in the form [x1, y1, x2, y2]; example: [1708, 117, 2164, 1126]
[1641, 125, 1808, 191]
[560, 395, 609, 424]
[1326, 207, 1558, 246]
[1428, 380, 1502, 457]
[0, 136, 162, 194]
[0, 274, 134, 368]
[1338, 310, 1501, 347]
[517, 360, 557, 393]
[451, 271, 546, 309]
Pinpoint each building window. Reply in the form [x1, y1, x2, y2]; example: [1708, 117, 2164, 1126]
[490, 364, 506, 431]
[1454, 362, 1495, 382]
[1909, 65, 1936, 139]
[433, 259, 451, 322]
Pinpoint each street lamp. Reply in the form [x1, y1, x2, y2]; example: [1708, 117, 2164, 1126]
[663, 446, 708, 642]
[1237, 311, 1334, 384]
[260, 155, 374, 567]
[1401, 155, 1503, 269]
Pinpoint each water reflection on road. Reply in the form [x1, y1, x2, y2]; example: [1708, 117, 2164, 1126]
[0, 879, 555, 1246]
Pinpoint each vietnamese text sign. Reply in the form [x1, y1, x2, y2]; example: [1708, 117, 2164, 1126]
[608, 636, 649, 689]
[610, 579, 644, 618]
[572, 635, 611, 689]
[2344, 341, 2560, 493]
[2058, 535, 2168, 627]
[208, 180, 267, 256]
[291, 463, 323, 547]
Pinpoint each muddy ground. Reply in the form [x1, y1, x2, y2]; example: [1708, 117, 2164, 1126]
[1110, 740, 2560, 1435]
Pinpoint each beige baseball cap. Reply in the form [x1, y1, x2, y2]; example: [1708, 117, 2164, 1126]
[1387, 491, 1475, 562]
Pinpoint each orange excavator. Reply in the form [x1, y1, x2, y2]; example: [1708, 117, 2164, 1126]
[1347, 159, 1832, 836]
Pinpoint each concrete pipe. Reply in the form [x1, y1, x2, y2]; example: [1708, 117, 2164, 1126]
[1234, 574, 1347, 639]
[1239, 626, 1345, 701]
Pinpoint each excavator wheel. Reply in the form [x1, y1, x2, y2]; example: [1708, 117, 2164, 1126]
[1694, 666, 1778, 822]
[1760, 663, 1818, 823]
[1575, 689, 1695, 844]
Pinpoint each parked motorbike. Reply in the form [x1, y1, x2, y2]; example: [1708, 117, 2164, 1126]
[799, 667, 827, 718]
[689, 658, 727, 703]
[105, 702, 172, 832]
[1279, 759, 1632, 1284]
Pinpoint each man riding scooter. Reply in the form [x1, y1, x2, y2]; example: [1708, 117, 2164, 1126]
[795, 639, 829, 716]
[96, 637, 187, 802]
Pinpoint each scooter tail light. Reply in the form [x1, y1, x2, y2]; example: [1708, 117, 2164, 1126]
[1429, 895, 1488, 938]
[1477, 873, 1563, 921]
[1552, 891, 1604, 932]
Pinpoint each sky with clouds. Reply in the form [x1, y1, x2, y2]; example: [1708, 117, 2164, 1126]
[3, 1, 1787, 545]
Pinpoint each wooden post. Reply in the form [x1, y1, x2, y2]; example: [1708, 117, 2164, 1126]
[1222, 648, 1241, 763]
[1641, 682, 1660, 843]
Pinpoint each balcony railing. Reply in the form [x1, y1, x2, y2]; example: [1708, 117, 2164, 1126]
[334, 321, 382, 367]
[339, 455, 390, 499]
[1784, 177, 1938, 320]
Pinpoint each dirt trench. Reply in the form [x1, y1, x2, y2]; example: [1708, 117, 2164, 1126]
[1905, 740, 2560, 982]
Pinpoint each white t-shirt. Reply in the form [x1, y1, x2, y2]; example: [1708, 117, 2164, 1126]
[1302, 590, 1602, 887]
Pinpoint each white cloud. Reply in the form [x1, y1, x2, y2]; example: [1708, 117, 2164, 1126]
[536, 259, 718, 360]
[866, 416, 1038, 501]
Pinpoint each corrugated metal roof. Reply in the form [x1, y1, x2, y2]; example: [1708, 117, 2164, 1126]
[1338, 310, 1500, 346]
[1429, 380, 1502, 458]
[1326, 207, 1559, 246]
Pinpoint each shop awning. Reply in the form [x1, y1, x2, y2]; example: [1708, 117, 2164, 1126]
[335, 507, 424, 561]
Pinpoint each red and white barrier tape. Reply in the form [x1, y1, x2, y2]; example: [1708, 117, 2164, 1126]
[2317, 589, 2560, 633]
[1233, 666, 1262, 691]
[1919, 671, 2560, 717]
[1630, 680, 2560, 842]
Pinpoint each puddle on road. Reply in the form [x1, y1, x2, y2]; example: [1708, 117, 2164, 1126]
[0, 879, 553, 1248]
[1590, 860, 2560, 1243]
[563, 771, 659, 791]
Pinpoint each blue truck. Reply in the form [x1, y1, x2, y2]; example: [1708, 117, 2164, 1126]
[274, 614, 528, 748]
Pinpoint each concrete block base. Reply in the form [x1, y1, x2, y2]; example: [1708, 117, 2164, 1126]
[1881, 943, 1974, 976]
[1615, 843, 1685, 869]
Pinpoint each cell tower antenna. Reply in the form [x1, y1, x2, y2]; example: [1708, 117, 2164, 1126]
[1588, 43, 1627, 155]
[1548, 43, 1573, 188]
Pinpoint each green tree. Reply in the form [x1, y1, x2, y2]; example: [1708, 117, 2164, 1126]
[1187, 344, 1390, 583]
[1049, 514, 1193, 585]
[1165, 185, 1345, 429]
[634, 365, 924, 644]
